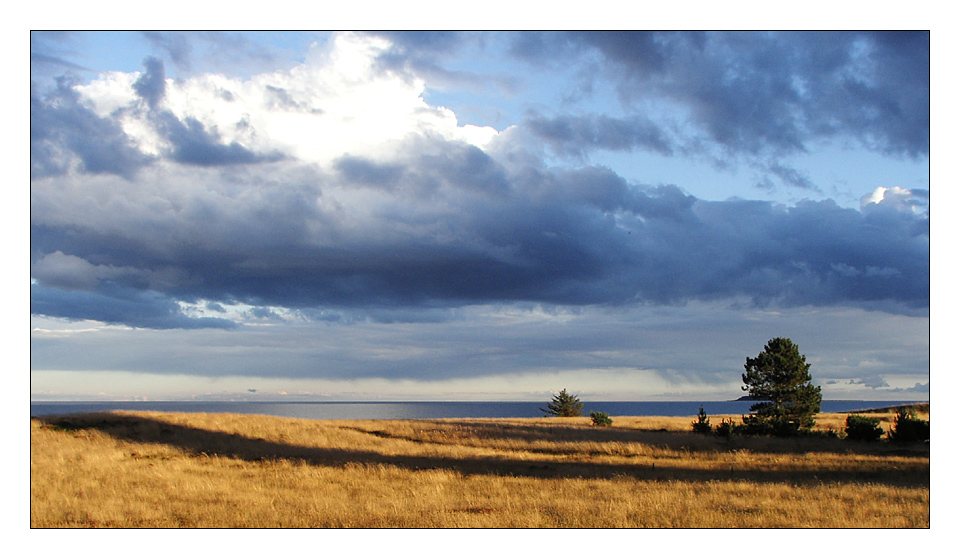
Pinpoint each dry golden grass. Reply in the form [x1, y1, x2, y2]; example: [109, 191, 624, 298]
[31, 410, 929, 528]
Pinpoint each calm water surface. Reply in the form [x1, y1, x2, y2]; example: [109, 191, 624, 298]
[29, 400, 925, 421]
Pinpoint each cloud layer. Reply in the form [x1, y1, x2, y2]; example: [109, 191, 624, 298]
[27, 31, 932, 403]
[30, 32, 929, 333]
[509, 31, 929, 159]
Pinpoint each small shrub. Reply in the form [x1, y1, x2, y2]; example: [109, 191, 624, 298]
[590, 411, 613, 427]
[715, 419, 735, 438]
[887, 407, 930, 443]
[733, 414, 805, 437]
[733, 415, 772, 436]
[691, 405, 712, 434]
[845, 414, 883, 442]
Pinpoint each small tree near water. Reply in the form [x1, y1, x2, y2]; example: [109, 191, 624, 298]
[692, 405, 712, 434]
[590, 411, 613, 426]
[887, 407, 929, 443]
[541, 389, 584, 417]
[715, 419, 736, 438]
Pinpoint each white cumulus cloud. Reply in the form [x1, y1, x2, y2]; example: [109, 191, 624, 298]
[74, 32, 499, 167]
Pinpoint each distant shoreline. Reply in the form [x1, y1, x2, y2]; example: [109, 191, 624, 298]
[32, 398, 929, 404]
[30, 399, 929, 422]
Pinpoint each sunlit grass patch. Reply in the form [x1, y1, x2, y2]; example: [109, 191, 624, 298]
[31, 410, 929, 528]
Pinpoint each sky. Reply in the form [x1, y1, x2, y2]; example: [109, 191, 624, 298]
[29, 30, 931, 402]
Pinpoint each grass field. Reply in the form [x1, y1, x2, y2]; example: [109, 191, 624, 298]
[30, 409, 929, 528]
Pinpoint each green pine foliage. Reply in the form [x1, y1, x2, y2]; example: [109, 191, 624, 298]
[887, 407, 930, 443]
[733, 414, 788, 436]
[715, 419, 735, 438]
[541, 389, 584, 417]
[741, 337, 822, 434]
[590, 411, 613, 426]
[845, 414, 884, 442]
[691, 405, 712, 434]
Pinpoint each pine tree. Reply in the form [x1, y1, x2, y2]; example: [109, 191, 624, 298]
[742, 337, 822, 434]
[541, 389, 584, 417]
[691, 405, 712, 434]
[887, 407, 930, 443]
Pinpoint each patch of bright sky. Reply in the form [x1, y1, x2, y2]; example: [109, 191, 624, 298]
[591, 142, 929, 209]
[35, 31, 327, 84]
[31, 358, 923, 402]
[792, 145, 930, 207]
[420, 33, 622, 130]
[29, 366, 740, 402]
[41, 32, 170, 76]
[31, 299, 928, 402]
[417, 37, 526, 128]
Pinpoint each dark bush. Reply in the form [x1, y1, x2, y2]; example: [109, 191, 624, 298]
[887, 407, 930, 443]
[715, 419, 735, 438]
[731, 414, 814, 437]
[733, 415, 771, 436]
[589, 411, 613, 427]
[691, 405, 712, 434]
[845, 414, 884, 441]
[732, 415, 786, 436]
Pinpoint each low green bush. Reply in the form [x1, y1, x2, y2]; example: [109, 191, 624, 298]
[887, 407, 929, 443]
[732, 415, 818, 437]
[589, 411, 613, 427]
[715, 419, 735, 438]
[845, 414, 883, 441]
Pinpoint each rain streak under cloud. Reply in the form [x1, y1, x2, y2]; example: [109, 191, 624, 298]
[30, 31, 929, 402]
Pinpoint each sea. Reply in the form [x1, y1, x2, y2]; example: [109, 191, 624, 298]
[29, 400, 926, 421]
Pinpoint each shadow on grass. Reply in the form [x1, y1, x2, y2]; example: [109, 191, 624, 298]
[402, 419, 931, 459]
[35, 412, 929, 488]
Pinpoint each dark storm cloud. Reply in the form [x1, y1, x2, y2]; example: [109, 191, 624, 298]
[30, 131, 929, 329]
[765, 162, 817, 191]
[336, 139, 510, 197]
[525, 112, 674, 158]
[128, 57, 286, 166]
[205, 301, 227, 313]
[30, 32, 93, 79]
[363, 31, 519, 94]
[30, 52, 89, 73]
[364, 31, 469, 73]
[30, 282, 238, 330]
[334, 155, 405, 190]
[247, 307, 282, 320]
[142, 31, 193, 70]
[140, 31, 290, 77]
[688, 197, 928, 312]
[132, 56, 167, 109]
[153, 111, 285, 166]
[510, 31, 929, 159]
[416, 141, 512, 197]
[31, 55, 283, 179]
[30, 77, 154, 179]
